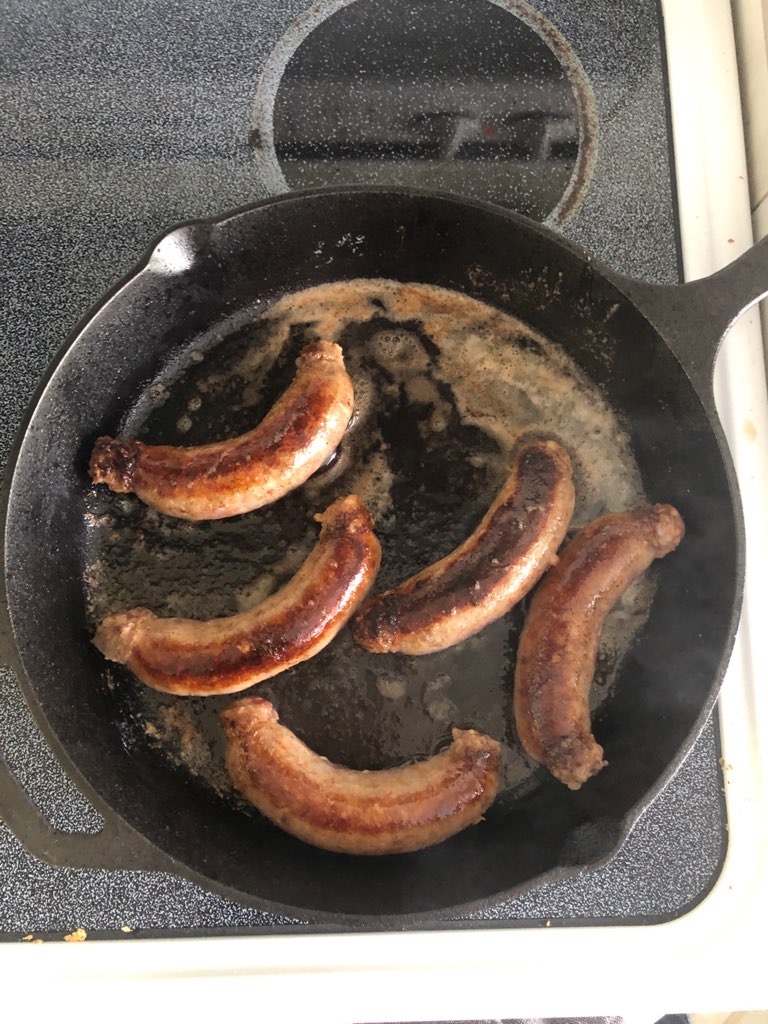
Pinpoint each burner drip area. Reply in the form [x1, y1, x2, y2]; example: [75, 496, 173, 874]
[271, 0, 586, 220]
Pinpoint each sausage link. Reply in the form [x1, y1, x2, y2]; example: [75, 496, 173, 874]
[352, 438, 575, 655]
[220, 695, 501, 855]
[90, 340, 354, 520]
[514, 503, 685, 790]
[93, 495, 381, 695]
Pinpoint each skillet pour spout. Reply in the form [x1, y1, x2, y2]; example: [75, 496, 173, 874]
[0, 188, 765, 922]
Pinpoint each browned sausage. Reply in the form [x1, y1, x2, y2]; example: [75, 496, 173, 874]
[352, 438, 575, 655]
[514, 503, 685, 790]
[89, 340, 354, 520]
[220, 695, 501, 855]
[93, 495, 381, 695]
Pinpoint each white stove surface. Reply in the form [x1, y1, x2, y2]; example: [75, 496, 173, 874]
[4, 0, 768, 1017]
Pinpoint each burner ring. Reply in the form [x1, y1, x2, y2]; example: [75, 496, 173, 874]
[251, 0, 597, 224]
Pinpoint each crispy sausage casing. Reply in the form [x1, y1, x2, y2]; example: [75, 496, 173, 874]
[93, 495, 381, 695]
[514, 503, 685, 790]
[221, 696, 501, 855]
[352, 438, 575, 655]
[89, 340, 354, 520]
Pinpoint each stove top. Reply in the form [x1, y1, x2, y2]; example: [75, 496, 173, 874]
[0, 0, 729, 937]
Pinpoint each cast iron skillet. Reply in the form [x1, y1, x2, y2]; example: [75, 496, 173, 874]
[1, 187, 767, 925]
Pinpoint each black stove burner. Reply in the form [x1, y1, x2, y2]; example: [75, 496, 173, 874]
[272, 0, 585, 220]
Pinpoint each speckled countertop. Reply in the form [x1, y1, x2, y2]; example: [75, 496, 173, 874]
[0, 0, 726, 937]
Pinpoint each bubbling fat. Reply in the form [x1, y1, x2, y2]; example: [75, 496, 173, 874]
[266, 278, 643, 528]
[262, 279, 651, 695]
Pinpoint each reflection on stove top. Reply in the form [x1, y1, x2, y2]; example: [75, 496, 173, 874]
[271, 0, 582, 219]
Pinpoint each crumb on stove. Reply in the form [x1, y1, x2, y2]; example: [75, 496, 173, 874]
[63, 928, 87, 943]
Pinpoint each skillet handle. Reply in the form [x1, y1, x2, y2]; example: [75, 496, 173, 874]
[610, 235, 768, 410]
[0, 747, 174, 872]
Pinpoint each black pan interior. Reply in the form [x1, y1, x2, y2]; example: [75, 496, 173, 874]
[2, 191, 739, 920]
